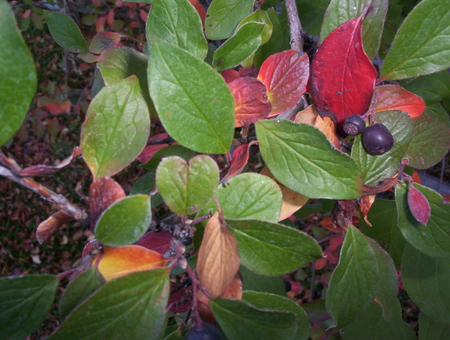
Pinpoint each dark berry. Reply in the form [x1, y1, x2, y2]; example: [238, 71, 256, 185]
[284, 280, 292, 292]
[343, 115, 366, 136]
[185, 323, 222, 340]
[362, 123, 394, 155]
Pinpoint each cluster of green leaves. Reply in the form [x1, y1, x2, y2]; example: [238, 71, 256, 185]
[1, 0, 450, 339]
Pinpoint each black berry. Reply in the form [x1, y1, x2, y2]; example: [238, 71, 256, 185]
[343, 115, 366, 136]
[185, 323, 222, 340]
[362, 123, 394, 155]
[284, 280, 292, 292]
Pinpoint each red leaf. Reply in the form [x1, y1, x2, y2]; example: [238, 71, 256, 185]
[374, 85, 426, 118]
[221, 69, 241, 84]
[168, 286, 191, 313]
[408, 183, 431, 226]
[226, 141, 258, 180]
[139, 9, 148, 23]
[135, 231, 172, 255]
[137, 144, 169, 164]
[228, 77, 271, 127]
[43, 100, 71, 114]
[257, 50, 309, 117]
[188, 0, 207, 27]
[310, 16, 377, 123]
[89, 177, 126, 229]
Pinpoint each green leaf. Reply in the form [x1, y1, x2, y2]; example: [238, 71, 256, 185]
[402, 243, 450, 324]
[130, 173, 164, 207]
[405, 115, 450, 169]
[156, 155, 219, 216]
[380, 0, 450, 80]
[351, 111, 413, 185]
[240, 266, 286, 296]
[400, 71, 450, 105]
[44, 10, 88, 53]
[423, 103, 450, 126]
[296, 0, 330, 37]
[48, 268, 170, 340]
[146, 0, 207, 60]
[97, 47, 155, 116]
[360, 199, 406, 267]
[418, 312, 450, 340]
[205, 0, 254, 40]
[227, 219, 323, 276]
[60, 267, 105, 320]
[0, 274, 59, 340]
[213, 22, 265, 70]
[253, 9, 284, 68]
[81, 76, 150, 179]
[0, 0, 37, 147]
[326, 226, 378, 327]
[199, 173, 283, 222]
[141, 145, 196, 172]
[340, 301, 415, 340]
[95, 195, 151, 247]
[242, 291, 310, 340]
[320, 0, 389, 59]
[395, 182, 450, 258]
[148, 39, 234, 154]
[210, 298, 297, 340]
[256, 120, 362, 199]
[237, 9, 273, 45]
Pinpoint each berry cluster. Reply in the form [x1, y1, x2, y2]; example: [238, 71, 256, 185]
[186, 323, 222, 340]
[343, 115, 394, 155]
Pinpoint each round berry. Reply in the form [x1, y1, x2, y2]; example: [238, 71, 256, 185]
[362, 123, 394, 155]
[185, 323, 222, 340]
[343, 115, 366, 136]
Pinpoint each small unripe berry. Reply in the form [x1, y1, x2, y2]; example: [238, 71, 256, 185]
[343, 115, 366, 136]
[185, 323, 222, 340]
[362, 123, 394, 155]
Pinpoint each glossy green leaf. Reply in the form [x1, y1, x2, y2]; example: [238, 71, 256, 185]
[0, 0, 37, 147]
[395, 182, 450, 258]
[97, 47, 154, 115]
[156, 155, 219, 216]
[366, 236, 398, 322]
[210, 298, 297, 340]
[242, 291, 310, 340]
[253, 9, 284, 68]
[48, 268, 170, 340]
[296, 0, 330, 37]
[402, 243, 450, 324]
[380, 0, 450, 80]
[0, 274, 58, 340]
[423, 102, 450, 126]
[130, 173, 164, 207]
[405, 115, 450, 169]
[320, 0, 388, 59]
[256, 120, 362, 199]
[95, 195, 151, 247]
[227, 219, 322, 276]
[81, 76, 150, 179]
[44, 10, 88, 53]
[60, 267, 105, 320]
[238, 9, 273, 45]
[240, 266, 285, 296]
[213, 22, 265, 70]
[205, 0, 254, 40]
[401, 71, 450, 105]
[326, 225, 378, 327]
[146, 0, 207, 60]
[360, 199, 406, 267]
[418, 312, 450, 340]
[340, 301, 415, 340]
[148, 39, 234, 154]
[351, 111, 413, 185]
[200, 173, 283, 222]
[141, 145, 196, 172]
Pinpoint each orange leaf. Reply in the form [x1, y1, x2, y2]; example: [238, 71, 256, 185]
[196, 211, 240, 298]
[37, 211, 73, 244]
[95, 245, 169, 281]
[228, 77, 271, 127]
[260, 167, 308, 221]
[374, 85, 425, 118]
[359, 195, 376, 227]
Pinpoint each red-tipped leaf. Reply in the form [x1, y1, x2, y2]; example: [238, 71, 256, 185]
[257, 50, 309, 117]
[310, 16, 377, 123]
[374, 85, 426, 118]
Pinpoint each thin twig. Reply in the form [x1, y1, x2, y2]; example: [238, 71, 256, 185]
[0, 165, 88, 223]
[285, 0, 303, 53]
